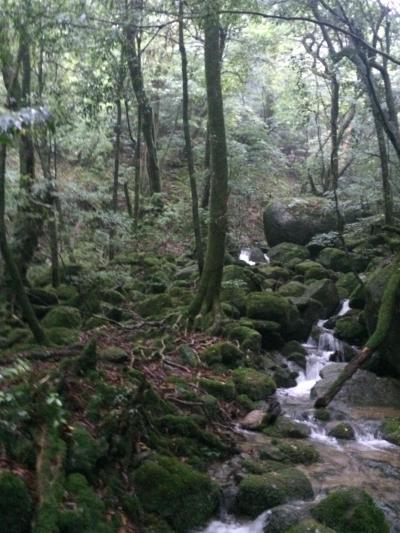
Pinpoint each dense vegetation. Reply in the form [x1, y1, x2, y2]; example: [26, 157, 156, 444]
[1, 1, 400, 532]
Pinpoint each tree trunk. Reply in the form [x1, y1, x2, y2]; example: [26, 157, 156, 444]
[188, 1, 229, 324]
[109, 97, 122, 260]
[0, 144, 47, 344]
[178, 0, 204, 274]
[124, 9, 161, 195]
[134, 105, 142, 227]
[374, 116, 394, 225]
[328, 77, 339, 191]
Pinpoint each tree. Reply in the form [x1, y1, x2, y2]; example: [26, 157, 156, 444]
[189, 0, 229, 325]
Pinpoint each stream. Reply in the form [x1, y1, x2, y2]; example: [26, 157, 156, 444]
[198, 292, 400, 533]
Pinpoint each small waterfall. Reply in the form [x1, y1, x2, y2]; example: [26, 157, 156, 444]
[239, 248, 270, 265]
[198, 511, 268, 533]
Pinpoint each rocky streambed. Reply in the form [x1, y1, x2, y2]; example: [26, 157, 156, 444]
[198, 300, 400, 533]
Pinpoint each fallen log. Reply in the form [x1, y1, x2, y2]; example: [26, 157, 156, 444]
[315, 263, 400, 408]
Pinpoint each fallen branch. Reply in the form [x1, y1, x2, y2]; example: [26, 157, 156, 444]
[0, 344, 83, 365]
[315, 263, 400, 408]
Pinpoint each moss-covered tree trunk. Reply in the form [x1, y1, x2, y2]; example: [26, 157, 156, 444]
[0, 144, 47, 344]
[188, 1, 229, 324]
[178, 0, 204, 274]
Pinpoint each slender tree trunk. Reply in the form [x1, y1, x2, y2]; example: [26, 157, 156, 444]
[188, 1, 229, 324]
[134, 105, 142, 227]
[329, 77, 340, 191]
[374, 116, 393, 224]
[178, 0, 204, 273]
[109, 97, 122, 260]
[0, 144, 47, 344]
[125, 9, 161, 195]
[201, 125, 211, 209]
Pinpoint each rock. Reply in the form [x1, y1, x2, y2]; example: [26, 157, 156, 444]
[99, 289, 125, 304]
[67, 425, 108, 476]
[227, 325, 262, 352]
[282, 340, 307, 358]
[328, 422, 355, 440]
[0, 471, 32, 533]
[334, 316, 367, 346]
[46, 327, 79, 346]
[273, 366, 298, 388]
[199, 378, 236, 401]
[41, 305, 81, 329]
[307, 231, 341, 256]
[276, 440, 320, 464]
[336, 272, 360, 297]
[236, 468, 314, 518]
[258, 265, 291, 282]
[290, 296, 325, 340]
[268, 242, 310, 265]
[380, 417, 400, 446]
[304, 279, 340, 318]
[249, 247, 268, 263]
[232, 368, 276, 401]
[264, 196, 363, 246]
[136, 294, 173, 318]
[98, 346, 129, 363]
[179, 344, 199, 367]
[221, 285, 247, 315]
[286, 518, 336, 533]
[246, 293, 300, 339]
[201, 342, 244, 368]
[223, 265, 261, 292]
[263, 416, 311, 439]
[311, 363, 400, 407]
[240, 410, 268, 431]
[278, 281, 306, 297]
[28, 287, 58, 306]
[134, 455, 219, 532]
[318, 247, 351, 272]
[264, 503, 313, 533]
[310, 488, 390, 533]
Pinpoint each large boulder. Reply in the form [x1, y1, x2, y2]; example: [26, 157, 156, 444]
[310, 488, 390, 533]
[246, 292, 301, 339]
[263, 197, 363, 246]
[303, 279, 340, 318]
[236, 468, 314, 518]
[134, 455, 219, 532]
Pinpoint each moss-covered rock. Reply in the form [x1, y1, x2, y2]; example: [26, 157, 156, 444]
[136, 294, 173, 318]
[246, 293, 299, 338]
[134, 455, 219, 532]
[0, 471, 32, 533]
[268, 242, 310, 265]
[328, 422, 355, 440]
[311, 488, 390, 533]
[232, 367, 276, 400]
[46, 327, 79, 346]
[304, 280, 340, 318]
[58, 473, 114, 533]
[28, 287, 58, 306]
[227, 325, 262, 352]
[380, 417, 400, 446]
[199, 378, 236, 401]
[99, 289, 125, 305]
[318, 247, 351, 272]
[98, 346, 129, 363]
[56, 284, 79, 303]
[336, 272, 360, 297]
[334, 316, 367, 346]
[201, 342, 244, 368]
[220, 285, 247, 315]
[223, 265, 261, 292]
[258, 264, 291, 282]
[278, 281, 306, 297]
[287, 518, 336, 533]
[236, 468, 314, 518]
[41, 306, 81, 329]
[67, 425, 108, 476]
[263, 417, 310, 439]
[274, 440, 319, 465]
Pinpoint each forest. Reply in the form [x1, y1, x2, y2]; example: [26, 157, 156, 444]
[1, 0, 400, 532]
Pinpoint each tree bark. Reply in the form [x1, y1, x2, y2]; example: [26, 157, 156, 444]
[0, 144, 47, 344]
[178, 0, 204, 274]
[188, 1, 229, 324]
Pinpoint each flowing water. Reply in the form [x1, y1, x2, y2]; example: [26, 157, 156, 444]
[199, 299, 400, 532]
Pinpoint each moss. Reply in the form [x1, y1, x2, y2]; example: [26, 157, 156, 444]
[227, 325, 262, 352]
[56, 284, 79, 303]
[134, 455, 219, 532]
[42, 306, 81, 329]
[74, 338, 97, 375]
[199, 378, 236, 401]
[221, 285, 247, 315]
[258, 264, 290, 281]
[268, 242, 310, 265]
[6, 328, 32, 347]
[232, 367, 276, 400]
[278, 281, 306, 297]
[287, 519, 336, 532]
[328, 422, 355, 440]
[59, 473, 114, 533]
[380, 417, 400, 446]
[236, 468, 314, 518]
[263, 417, 310, 439]
[201, 341, 244, 368]
[318, 247, 351, 272]
[98, 346, 129, 363]
[100, 289, 125, 305]
[0, 471, 32, 533]
[67, 425, 108, 477]
[336, 272, 360, 296]
[276, 440, 320, 464]
[236, 394, 256, 411]
[46, 327, 79, 346]
[246, 293, 298, 332]
[334, 316, 367, 346]
[314, 408, 331, 421]
[311, 488, 390, 533]
[136, 294, 173, 318]
[304, 279, 340, 318]
[223, 265, 260, 292]
[28, 287, 58, 306]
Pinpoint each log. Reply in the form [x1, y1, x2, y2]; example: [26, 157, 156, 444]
[314, 263, 400, 408]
